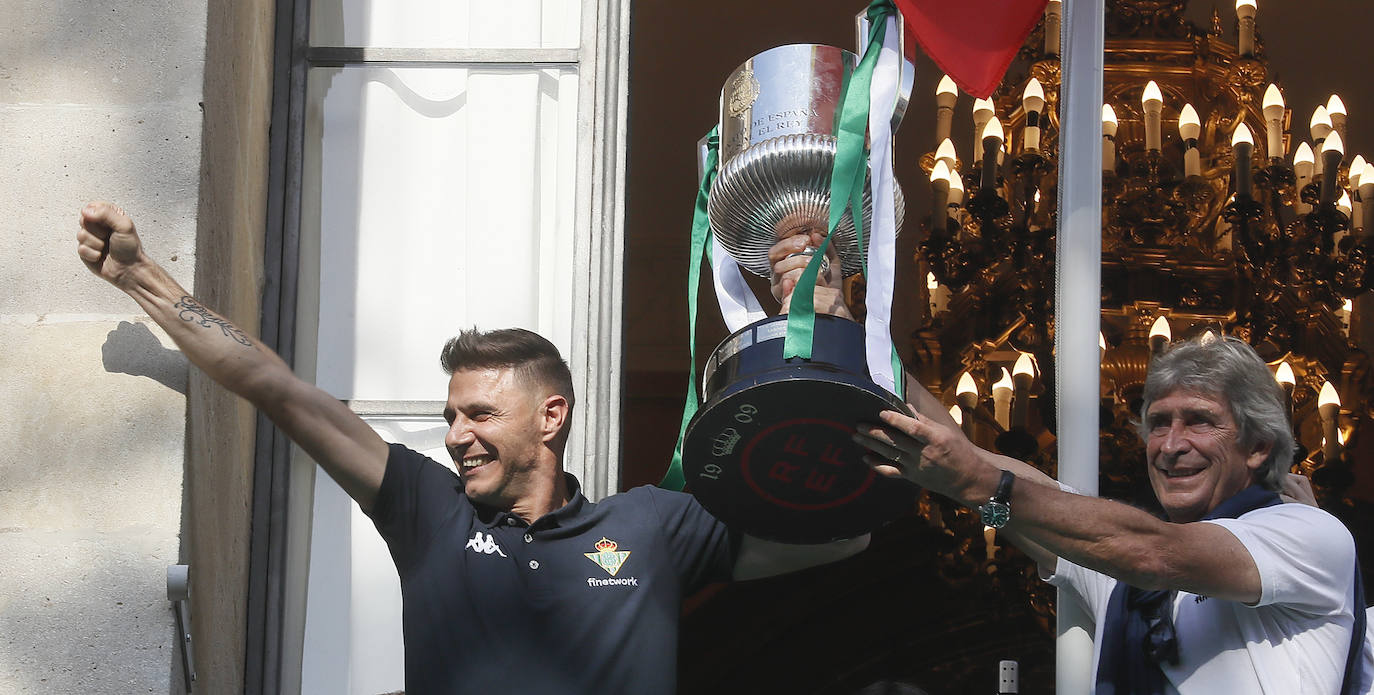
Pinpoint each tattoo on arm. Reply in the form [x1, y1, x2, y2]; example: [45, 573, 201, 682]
[174, 296, 253, 347]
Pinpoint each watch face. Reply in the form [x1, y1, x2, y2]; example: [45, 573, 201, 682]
[980, 501, 1010, 529]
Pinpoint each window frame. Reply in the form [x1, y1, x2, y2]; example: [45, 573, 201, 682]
[247, 0, 630, 691]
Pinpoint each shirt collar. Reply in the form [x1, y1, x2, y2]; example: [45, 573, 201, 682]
[473, 472, 586, 530]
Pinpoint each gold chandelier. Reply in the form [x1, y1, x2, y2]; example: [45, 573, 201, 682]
[888, 0, 1371, 588]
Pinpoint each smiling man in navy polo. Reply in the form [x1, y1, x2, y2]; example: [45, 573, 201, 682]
[76, 202, 866, 694]
[368, 326, 836, 693]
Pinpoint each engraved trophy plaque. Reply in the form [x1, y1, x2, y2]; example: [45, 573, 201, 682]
[682, 37, 917, 544]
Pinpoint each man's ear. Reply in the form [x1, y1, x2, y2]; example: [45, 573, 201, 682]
[1245, 438, 1273, 474]
[539, 394, 570, 442]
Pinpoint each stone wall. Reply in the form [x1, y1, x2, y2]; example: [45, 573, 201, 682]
[0, 0, 208, 691]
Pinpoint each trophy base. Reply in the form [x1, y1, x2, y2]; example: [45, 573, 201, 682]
[683, 315, 918, 544]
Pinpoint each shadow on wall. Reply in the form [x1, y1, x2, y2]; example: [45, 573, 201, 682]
[101, 321, 188, 395]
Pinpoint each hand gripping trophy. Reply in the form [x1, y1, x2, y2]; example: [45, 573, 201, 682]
[673, 2, 918, 544]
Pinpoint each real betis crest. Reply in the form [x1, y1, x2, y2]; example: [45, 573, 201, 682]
[584, 537, 631, 576]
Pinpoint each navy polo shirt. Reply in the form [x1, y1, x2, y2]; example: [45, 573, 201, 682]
[366, 444, 737, 694]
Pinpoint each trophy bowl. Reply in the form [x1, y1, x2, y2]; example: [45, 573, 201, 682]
[709, 43, 906, 278]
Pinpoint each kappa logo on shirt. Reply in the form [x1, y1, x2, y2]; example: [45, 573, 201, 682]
[465, 531, 507, 557]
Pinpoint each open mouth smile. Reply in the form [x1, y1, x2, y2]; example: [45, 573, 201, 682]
[462, 455, 494, 472]
[1163, 467, 1203, 479]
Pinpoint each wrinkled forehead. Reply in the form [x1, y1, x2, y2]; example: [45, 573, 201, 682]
[1146, 387, 1233, 417]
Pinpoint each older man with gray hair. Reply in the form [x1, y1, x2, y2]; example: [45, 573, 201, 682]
[858, 333, 1365, 694]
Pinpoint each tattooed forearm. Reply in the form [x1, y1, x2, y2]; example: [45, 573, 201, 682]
[174, 296, 254, 347]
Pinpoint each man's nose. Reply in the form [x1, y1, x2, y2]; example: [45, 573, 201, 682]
[1159, 420, 1190, 455]
[446, 419, 475, 449]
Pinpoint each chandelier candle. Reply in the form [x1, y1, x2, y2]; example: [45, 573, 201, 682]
[1235, 0, 1256, 57]
[1311, 105, 1331, 177]
[956, 372, 978, 439]
[1102, 104, 1118, 173]
[1262, 84, 1285, 160]
[935, 75, 957, 145]
[1011, 352, 1035, 429]
[981, 117, 1004, 192]
[1320, 130, 1344, 205]
[931, 160, 951, 227]
[1275, 361, 1296, 425]
[1044, 0, 1061, 56]
[1232, 123, 1254, 198]
[1022, 79, 1045, 153]
[1142, 81, 1163, 152]
[1149, 315, 1172, 355]
[1318, 381, 1342, 462]
[1327, 94, 1347, 144]
[972, 98, 995, 162]
[992, 368, 1013, 430]
[1180, 103, 1201, 177]
[1295, 142, 1315, 214]
[936, 138, 958, 172]
[947, 160, 965, 219]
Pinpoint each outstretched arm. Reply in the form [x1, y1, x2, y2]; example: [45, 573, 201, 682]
[77, 202, 389, 510]
[854, 409, 1262, 603]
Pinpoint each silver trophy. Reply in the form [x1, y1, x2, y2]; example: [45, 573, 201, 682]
[682, 28, 917, 544]
[710, 41, 909, 278]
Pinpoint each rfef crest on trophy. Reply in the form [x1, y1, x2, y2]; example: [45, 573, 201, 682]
[675, 5, 921, 544]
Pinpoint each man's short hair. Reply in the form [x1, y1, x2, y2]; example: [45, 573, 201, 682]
[1138, 333, 1294, 490]
[439, 328, 576, 408]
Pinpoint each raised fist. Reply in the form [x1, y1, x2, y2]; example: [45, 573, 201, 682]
[767, 215, 852, 320]
[76, 201, 146, 288]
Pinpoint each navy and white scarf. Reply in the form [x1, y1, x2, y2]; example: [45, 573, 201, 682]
[1094, 485, 1281, 695]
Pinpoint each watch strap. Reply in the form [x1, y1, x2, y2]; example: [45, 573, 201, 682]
[979, 470, 1015, 528]
[992, 469, 1015, 504]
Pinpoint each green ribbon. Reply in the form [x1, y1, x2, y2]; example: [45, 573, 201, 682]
[661, 126, 719, 490]
[783, 0, 896, 361]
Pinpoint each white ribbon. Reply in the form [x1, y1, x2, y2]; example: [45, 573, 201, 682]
[710, 235, 766, 332]
[863, 15, 903, 395]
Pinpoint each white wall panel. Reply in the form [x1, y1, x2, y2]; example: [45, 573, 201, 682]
[299, 419, 447, 695]
[305, 65, 579, 401]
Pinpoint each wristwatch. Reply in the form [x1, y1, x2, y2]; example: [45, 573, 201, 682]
[979, 470, 1015, 529]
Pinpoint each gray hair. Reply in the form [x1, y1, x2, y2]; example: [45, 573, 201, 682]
[1137, 333, 1294, 490]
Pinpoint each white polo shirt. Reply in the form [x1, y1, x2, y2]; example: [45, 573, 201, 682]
[1047, 502, 1359, 694]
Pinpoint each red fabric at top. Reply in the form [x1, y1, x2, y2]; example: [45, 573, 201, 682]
[893, 0, 1050, 98]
